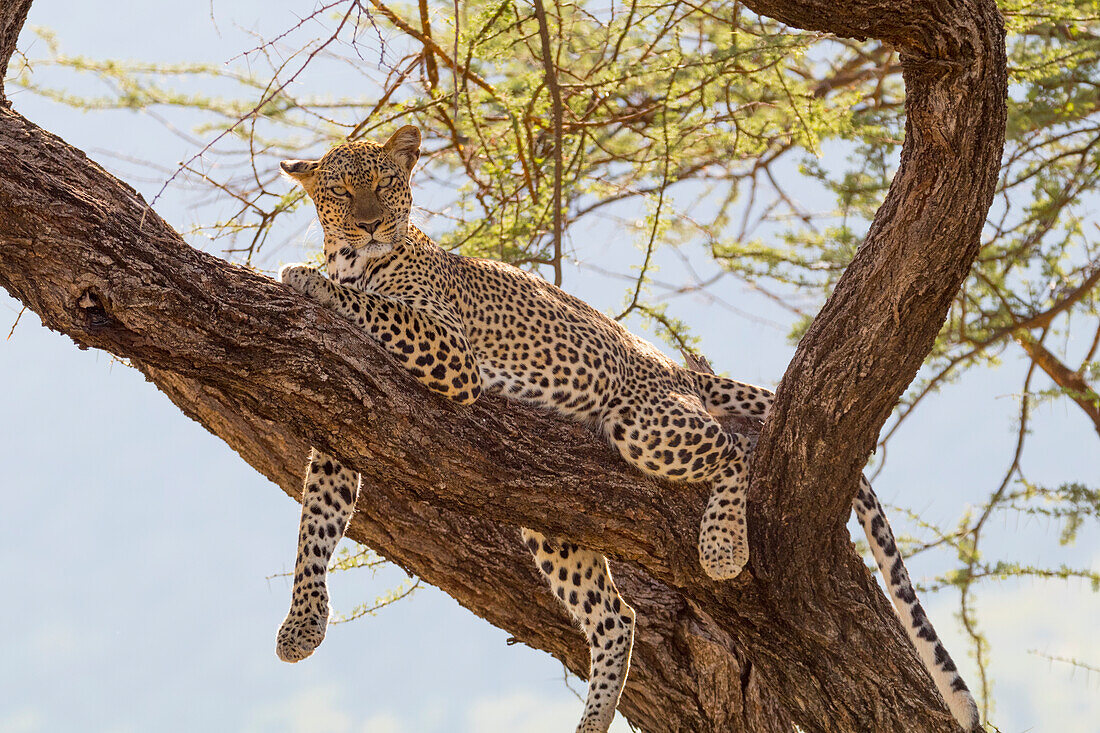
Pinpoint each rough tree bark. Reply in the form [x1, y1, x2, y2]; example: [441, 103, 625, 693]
[0, 1, 1005, 731]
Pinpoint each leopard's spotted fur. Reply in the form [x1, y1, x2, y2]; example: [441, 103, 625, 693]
[274, 126, 979, 732]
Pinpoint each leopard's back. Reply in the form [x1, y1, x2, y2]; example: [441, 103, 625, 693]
[443, 253, 694, 419]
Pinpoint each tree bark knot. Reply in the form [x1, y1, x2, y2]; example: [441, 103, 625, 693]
[77, 288, 112, 329]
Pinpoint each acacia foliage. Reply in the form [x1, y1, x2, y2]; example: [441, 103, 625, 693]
[14, 2, 1099, 378]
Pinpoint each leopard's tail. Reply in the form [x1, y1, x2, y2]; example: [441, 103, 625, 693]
[854, 475, 979, 731]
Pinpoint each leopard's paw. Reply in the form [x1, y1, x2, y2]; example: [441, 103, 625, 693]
[276, 605, 329, 663]
[698, 538, 747, 581]
[576, 711, 616, 733]
[279, 264, 321, 294]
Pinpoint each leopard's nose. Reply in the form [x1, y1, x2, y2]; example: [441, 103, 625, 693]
[354, 221, 380, 235]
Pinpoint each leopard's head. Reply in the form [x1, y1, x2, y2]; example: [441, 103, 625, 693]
[281, 126, 421, 265]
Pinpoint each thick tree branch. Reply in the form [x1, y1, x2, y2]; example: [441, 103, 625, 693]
[143, 367, 794, 733]
[0, 0, 32, 104]
[739, 0, 1008, 595]
[732, 0, 991, 54]
[0, 0, 1007, 730]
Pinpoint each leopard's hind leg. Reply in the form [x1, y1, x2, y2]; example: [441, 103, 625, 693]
[692, 371, 774, 420]
[522, 529, 636, 733]
[602, 394, 751, 580]
[697, 433, 755, 580]
[277, 449, 361, 662]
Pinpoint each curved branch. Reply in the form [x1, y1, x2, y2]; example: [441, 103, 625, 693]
[741, 0, 1008, 596]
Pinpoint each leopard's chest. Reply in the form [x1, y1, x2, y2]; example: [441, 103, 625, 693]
[331, 257, 409, 298]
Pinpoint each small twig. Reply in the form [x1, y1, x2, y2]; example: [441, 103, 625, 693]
[7, 305, 26, 339]
[617, 67, 676, 321]
[1028, 650, 1100, 679]
[150, 0, 369, 210]
[532, 0, 564, 286]
[452, 0, 460, 113]
[225, 0, 347, 63]
[367, 0, 496, 96]
[957, 353, 1040, 719]
[560, 663, 585, 703]
[417, 0, 439, 88]
[333, 578, 422, 623]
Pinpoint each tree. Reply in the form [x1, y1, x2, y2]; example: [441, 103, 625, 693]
[3, 0, 1087, 730]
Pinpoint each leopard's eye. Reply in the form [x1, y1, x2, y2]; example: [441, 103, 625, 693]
[330, 185, 350, 197]
[374, 175, 394, 191]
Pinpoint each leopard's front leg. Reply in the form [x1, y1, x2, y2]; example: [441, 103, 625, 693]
[280, 264, 482, 404]
[276, 264, 481, 662]
[277, 449, 361, 662]
[698, 434, 754, 580]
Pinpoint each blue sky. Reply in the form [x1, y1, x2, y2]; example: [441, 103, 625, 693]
[1, 2, 1097, 732]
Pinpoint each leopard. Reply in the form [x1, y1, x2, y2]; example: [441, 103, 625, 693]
[273, 125, 980, 732]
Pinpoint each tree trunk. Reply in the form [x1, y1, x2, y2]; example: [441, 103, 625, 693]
[0, 1, 1005, 731]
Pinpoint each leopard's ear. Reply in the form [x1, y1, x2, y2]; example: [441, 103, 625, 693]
[280, 159, 320, 189]
[382, 125, 421, 179]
